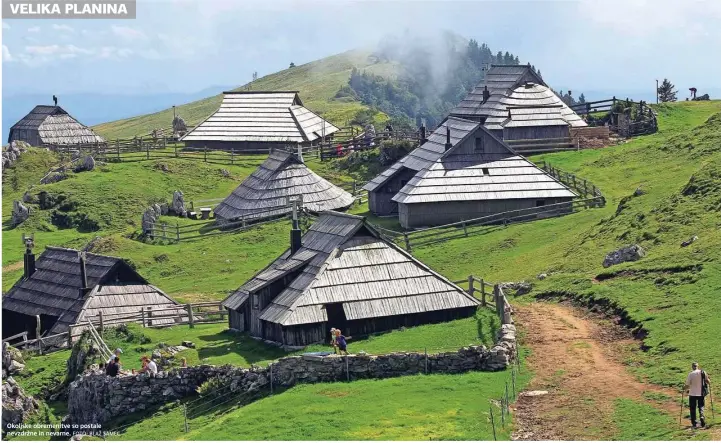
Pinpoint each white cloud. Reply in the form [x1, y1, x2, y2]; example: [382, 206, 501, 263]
[2, 21, 10, 30]
[2, 45, 13, 62]
[98, 46, 134, 59]
[28, 26, 40, 33]
[52, 24, 75, 33]
[111, 25, 146, 41]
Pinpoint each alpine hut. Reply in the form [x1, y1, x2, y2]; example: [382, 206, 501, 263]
[7, 105, 105, 147]
[213, 148, 355, 223]
[222, 211, 479, 347]
[449, 64, 586, 140]
[2, 244, 181, 342]
[180, 91, 339, 153]
[364, 117, 576, 227]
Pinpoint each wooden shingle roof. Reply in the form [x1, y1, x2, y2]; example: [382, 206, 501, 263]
[222, 211, 478, 325]
[392, 125, 576, 204]
[2, 247, 149, 334]
[9, 105, 105, 145]
[450, 65, 545, 120]
[76, 284, 181, 328]
[180, 91, 339, 143]
[363, 117, 479, 192]
[486, 83, 587, 131]
[213, 149, 355, 222]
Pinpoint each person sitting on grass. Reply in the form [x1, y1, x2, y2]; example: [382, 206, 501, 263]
[336, 330, 349, 356]
[140, 355, 158, 376]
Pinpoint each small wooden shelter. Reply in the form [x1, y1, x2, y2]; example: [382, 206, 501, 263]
[213, 148, 355, 223]
[2, 246, 179, 341]
[181, 91, 339, 152]
[365, 117, 576, 227]
[7, 105, 105, 147]
[222, 211, 479, 347]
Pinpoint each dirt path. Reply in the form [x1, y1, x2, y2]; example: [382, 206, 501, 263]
[511, 302, 687, 440]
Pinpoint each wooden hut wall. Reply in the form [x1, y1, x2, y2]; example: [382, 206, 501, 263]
[8, 129, 42, 147]
[183, 140, 311, 154]
[345, 306, 477, 339]
[399, 197, 573, 228]
[248, 269, 305, 337]
[502, 125, 569, 141]
[228, 307, 246, 331]
[281, 322, 326, 347]
[368, 167, 418, 215]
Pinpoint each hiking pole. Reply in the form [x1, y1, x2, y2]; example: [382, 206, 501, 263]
[679, 391, 684, 427]
[711, 391, 715, 420]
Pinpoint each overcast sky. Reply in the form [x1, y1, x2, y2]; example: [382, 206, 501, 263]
[2, 0, 720, 97]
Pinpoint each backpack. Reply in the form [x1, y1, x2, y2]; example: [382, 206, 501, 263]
[701, 371, 709, 397]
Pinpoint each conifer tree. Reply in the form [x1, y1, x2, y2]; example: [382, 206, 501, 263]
[657, 78, 677, 102]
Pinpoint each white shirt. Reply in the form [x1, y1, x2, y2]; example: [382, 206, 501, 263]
[686, 369, 704, 396]
[146, 360, 158, 375]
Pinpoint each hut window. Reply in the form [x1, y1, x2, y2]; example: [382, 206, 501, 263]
[535, 200, 546, 207]
[482, 167, 490, 175]
[252, 294, 259, 309]
[475, 137, 484, 152]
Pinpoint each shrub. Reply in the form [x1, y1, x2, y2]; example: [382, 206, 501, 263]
[196, 377, 227, 399]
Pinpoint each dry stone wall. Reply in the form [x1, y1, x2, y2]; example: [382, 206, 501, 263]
[67, 324, 516, 427]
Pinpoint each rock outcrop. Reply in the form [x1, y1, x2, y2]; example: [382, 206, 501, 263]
[2, 343, 39, 431]
[2, 141, 31, 171]
[499, 281, 532, 296]
[171, 191, 186, 217]
[602, 244, 646, 268]
[11, 200, 30, 226]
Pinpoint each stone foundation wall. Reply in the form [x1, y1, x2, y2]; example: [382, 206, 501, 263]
[67, 324, 516, 427]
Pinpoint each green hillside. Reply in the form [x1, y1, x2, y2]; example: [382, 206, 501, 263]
[93, 50, 397, 139]
[3, 101, 721, 440]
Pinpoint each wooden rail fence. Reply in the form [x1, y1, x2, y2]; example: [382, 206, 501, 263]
[569, 97, 658, 138]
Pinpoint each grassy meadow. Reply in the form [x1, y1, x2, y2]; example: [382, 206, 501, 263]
[2, 100, 721, 440]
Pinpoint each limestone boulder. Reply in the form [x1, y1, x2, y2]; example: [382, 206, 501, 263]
[602, 244, 645, 268]
[172, 191, 186, 217]
[11, 200, 30, 226]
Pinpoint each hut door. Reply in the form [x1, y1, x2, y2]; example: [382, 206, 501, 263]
[324, 303, 347, 339]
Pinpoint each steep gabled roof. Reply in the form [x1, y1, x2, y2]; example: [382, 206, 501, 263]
[222, 211, 478, 326]
[450, 64, 545, 120]
[486, 83, 587, 131]
[213, 149, 355, 222]
[392, 125, 577, 204]
[76, 284, 181, 328]
[2, 247, 147, 335]
[180, 91, 339, 143]
[9, 105, 105, 145]
[363, 117, 480, 192]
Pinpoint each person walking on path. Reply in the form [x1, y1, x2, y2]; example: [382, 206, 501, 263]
[684, 362, 711, 428]
[336, 330, 349, 356]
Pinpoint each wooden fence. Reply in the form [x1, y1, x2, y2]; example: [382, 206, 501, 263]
[569, 97, 658, 138]
[451, 275, 513, 324]
[375, 163, 605, 252]
[318, 130, 421, 161]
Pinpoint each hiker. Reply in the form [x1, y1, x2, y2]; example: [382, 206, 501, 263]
[336, 329, 348, 356]
[684, 362, 711, 428]
[106, 356, 120, 377]
[107, 348, 122, 365]
[330, 328, 338, 354]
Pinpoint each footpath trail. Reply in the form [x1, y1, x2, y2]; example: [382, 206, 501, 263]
[511, 302, 709, 441]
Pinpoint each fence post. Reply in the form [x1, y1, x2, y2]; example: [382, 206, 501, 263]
[176, 223, 180, 242]
[204, 146, 207, 162]
[67, 325, 74, 348]
[270, 363, 274, 395]
[162, 222, 168, 241]
[145, 138, 149, 160]
[467, 275, 474, 297]
[183, 404, 189, 433]
[35, 315, 42, 355]
[116, 139, 120, 161]
[146, 306, 153, 327]
[345, 355, 350, 381]
[187, 304, 194, 328]
[490, 405, 497, 441]
[99, 312, 104, 337]
[141, 307, 146, 327]
[500, 396, 505, 427]
[583, 179, 588, 197]
[404, 233, 411, 252]
[425, 347, 428, 374]
[174, 145, 178, 158]
[352, 180, 357, 195]
[231, 147, 234, 165]
[494, 285, 502, 319]
[462, 221, 468, 237]
[481, 279, 486, 306]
